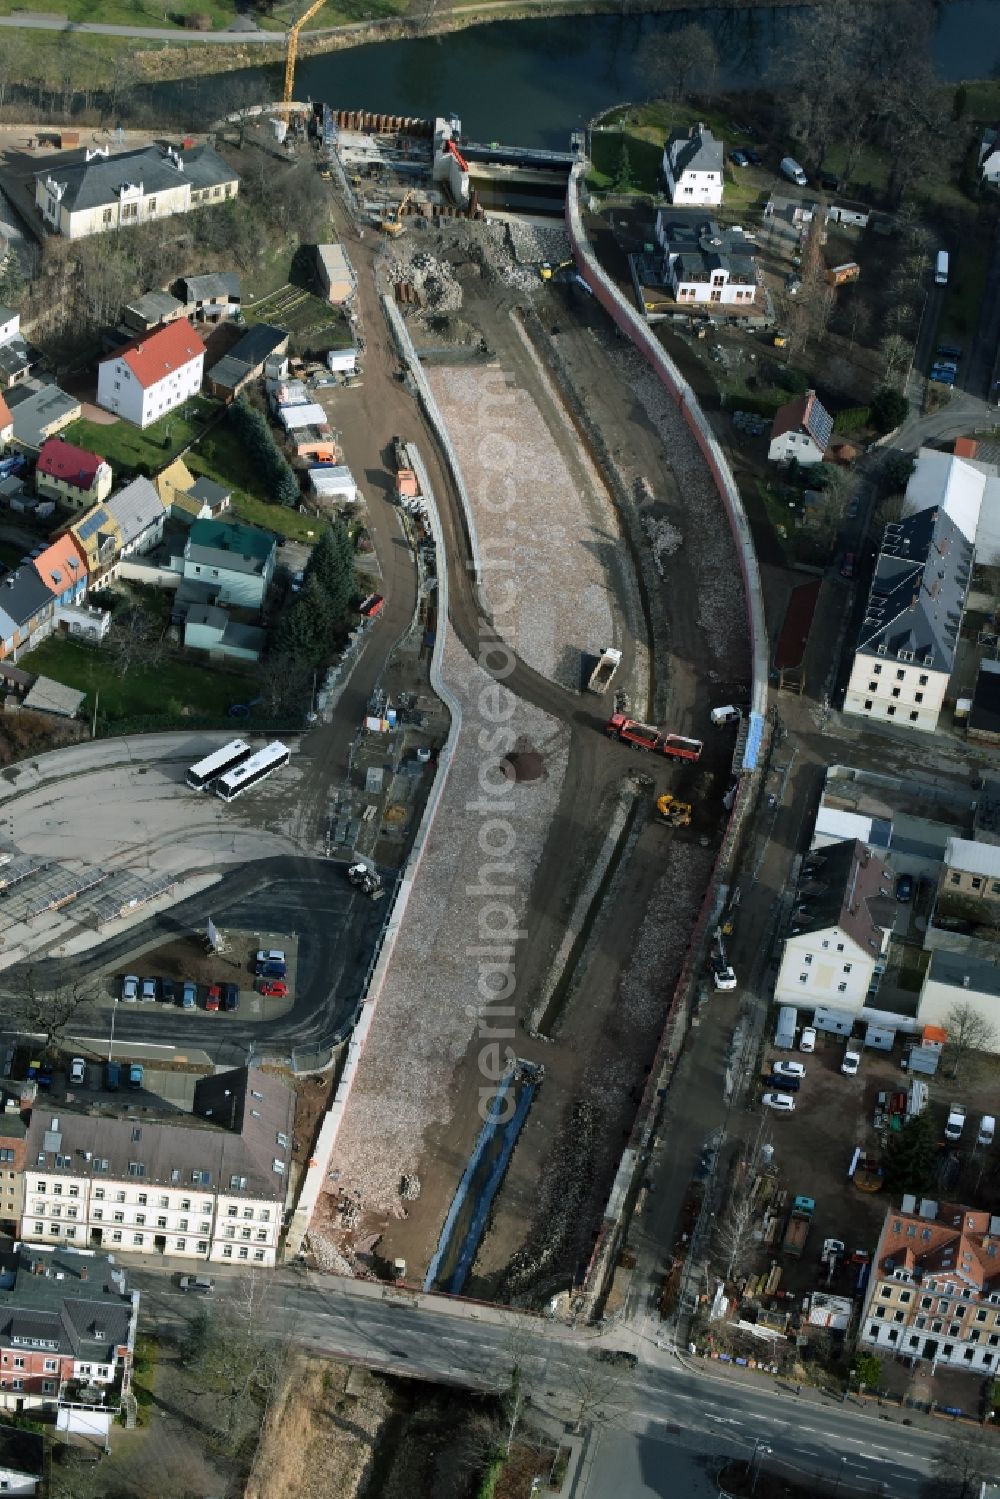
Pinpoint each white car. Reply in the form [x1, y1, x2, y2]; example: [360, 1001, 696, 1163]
[800, 1027, 816, 1053]
[773, 1060, 806, 1080]
[842, 1049, 861, 1076]
[69, 1058, 86, 1085]
[713, 965, 737, 992]
[121, 975, 139, 1003]
[762, 1092, 796, 1114]
[256, 949, 286, 965]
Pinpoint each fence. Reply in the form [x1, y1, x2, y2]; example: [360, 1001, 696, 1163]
[564, 161, 770, 1311]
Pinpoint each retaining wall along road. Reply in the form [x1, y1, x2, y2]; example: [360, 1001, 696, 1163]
[564, 161, 770, 1311]
[284, 299, 464, 1258]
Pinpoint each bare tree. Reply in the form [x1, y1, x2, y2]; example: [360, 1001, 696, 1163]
[926, 1425, 997, 1499]
[645, 23, 719, 102]
[8, 969, 98, 1052]
[880, 333, 913, 388]
[109, 605, 165, 680]
[944, 1002, 997, 1078]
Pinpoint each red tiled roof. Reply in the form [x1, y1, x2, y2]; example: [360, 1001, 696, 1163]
[113, 321, 206, 391]
[954, 437, 978, 459]
[0, 393, 11, 432]
[37, 437, 105, 489]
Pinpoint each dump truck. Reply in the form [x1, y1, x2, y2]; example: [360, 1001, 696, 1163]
[605, 714, 703, 762]
[782, 1195, 815, 1257]
[587, 646, 623, 695]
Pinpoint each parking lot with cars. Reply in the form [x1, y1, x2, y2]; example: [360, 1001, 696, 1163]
[109, 931, 297, 1025]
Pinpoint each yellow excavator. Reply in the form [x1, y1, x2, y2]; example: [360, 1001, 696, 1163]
[380, 189, 415, 238]
[539, 257, 573, 282]
[656, 793, 692, 828]
[283, 0, 327, 109]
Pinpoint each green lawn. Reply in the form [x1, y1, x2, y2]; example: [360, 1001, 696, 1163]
[0, 0, 281, 30]
[938, 220, 994, 344]
[589, 126, 664, 195]
[63, 398, 221, 477]
[21, 636, 253, 725]
[228, 493, 324, 545]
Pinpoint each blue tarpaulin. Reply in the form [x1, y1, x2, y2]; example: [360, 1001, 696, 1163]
[742, 711, 765, 772]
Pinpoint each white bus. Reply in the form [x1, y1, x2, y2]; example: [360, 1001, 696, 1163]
[186, 739, 253, 791]
[215, 741, 290, 802]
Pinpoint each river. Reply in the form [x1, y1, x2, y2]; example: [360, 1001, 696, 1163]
[153, 1, 1000, 147]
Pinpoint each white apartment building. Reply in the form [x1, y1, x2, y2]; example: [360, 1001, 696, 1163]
[654, 212, 758, 308]
[662, 124, 724, 206]
[20, 1068, 292, 1267]
[35, 142, 239, 240]
[844, 501, 975, 734]
[97, 320, 205, 430]
[774, 839, 895, 1011]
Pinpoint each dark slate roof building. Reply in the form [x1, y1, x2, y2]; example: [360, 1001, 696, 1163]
[854, 507, 973, 678]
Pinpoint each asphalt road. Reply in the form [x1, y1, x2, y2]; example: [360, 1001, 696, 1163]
[129, 1263, 939, 1497]
[8, 857, 387, 1062]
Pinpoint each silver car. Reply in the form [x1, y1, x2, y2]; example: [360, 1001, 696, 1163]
[121, 975, 139, 1003]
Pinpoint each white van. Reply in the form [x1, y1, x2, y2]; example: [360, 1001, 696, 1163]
[780, 156, 808, 187]
[711, 705, 741, 727]
[978, 1114, 995, 1147]
[935, 250, 949, 285]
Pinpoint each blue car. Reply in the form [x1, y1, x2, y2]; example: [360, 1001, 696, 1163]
[930, 369, 955, 385]
[729, 150, 748, 167]
[744, 148, 762, 166]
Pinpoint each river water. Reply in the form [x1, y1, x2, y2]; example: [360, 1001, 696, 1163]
[154, 1, 1000, 147]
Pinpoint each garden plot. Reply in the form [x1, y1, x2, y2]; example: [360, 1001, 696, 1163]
[311, 624, 569, 1262]
[426, 362, 618, 689]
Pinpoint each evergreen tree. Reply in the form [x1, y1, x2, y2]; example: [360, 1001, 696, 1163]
[613, 140, 634, 194]
[883, 1110, 937, 1194]
[305, 521, 355, 623]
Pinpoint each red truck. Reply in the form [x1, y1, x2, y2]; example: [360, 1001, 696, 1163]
[605, 714, 703, 762]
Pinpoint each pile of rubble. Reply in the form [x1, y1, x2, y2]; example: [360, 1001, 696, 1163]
[642, 513, 684, 577]
[507, 219, 572, 267]
[385, 247, 463, 313]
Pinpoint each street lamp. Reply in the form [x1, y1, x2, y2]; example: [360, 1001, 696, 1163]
[750, 1438, 772, 1495]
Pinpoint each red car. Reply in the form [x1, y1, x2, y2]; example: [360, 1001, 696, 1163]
[840, 551, 857, 579]
[204, 985, 221, 1012]
[359, 593, 385, 620]
[257, 979, 289, 998]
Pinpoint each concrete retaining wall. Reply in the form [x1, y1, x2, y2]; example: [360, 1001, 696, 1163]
[117, 561, 179, 589]
[564, 161, 770, 1311]
[284, 303, 464, 1258]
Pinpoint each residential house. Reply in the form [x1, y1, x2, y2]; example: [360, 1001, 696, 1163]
[35, 141, 239, 239]
[662, 124, 724, 207]
[34, 437, 112, 510]
[205, 323, 289, 401]
[940, 837, 1000, 903]
[980, 127, 1000, 188]
[768, 389, 834, 466]
[96, 321, 205, 430]
[182, 518, 276, 609]
[31, 534, 87, 610]
[0, 1108, 27, 1234]
[0, 309, 31, 392]
[844, 503, 977, 733]
[773, 838, 896, 1012]
[653, 213, 758, 309]
[185, 604, 265, 663]
[969, 659, 1000, 746]
[0, 567, 55, 661]
[122, 289, 186, 334]
[902, 446, 1000, 568]
[156, 458, 231, 525]
[20, 1066, 293, 1267]
[0, 394, 11, 447]
[315, 243, 355, 304]
[6, 385, 81, 454]
[860, 1200, 1000, 1374]
[65, 504, 122, 585]
[0, 1424, 43, 1493]
[178, 271, 241, 321]
[105, 476, 166, 558]
[0, 1243, 137, 1426]
[916, 949, 1000, 1047]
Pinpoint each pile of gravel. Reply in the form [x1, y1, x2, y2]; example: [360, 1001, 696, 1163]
[386, 248, 464, 312]
[507, 220, 572, 266]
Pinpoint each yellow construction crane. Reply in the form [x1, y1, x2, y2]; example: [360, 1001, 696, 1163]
[283, 0, 327, 109]
[380, 189, 414, 237]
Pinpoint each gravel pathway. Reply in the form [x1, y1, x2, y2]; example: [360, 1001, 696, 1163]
[426, 362, 618, 689]
[314, 624, 569, 1247]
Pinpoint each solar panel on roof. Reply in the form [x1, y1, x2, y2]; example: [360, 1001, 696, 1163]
[77, 508, 109, 541]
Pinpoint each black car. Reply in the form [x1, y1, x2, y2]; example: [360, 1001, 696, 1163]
[160, 977, 175, 1005]
[222, 983, 240, 1013]
[766, 1073, 801, 1093]
[595, 1349, 638, 1368]
[819, 173, 841, 192]
[937, 344, 962, 360]
[744, 148, 762, 166]
[255, 960, 286, 979]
